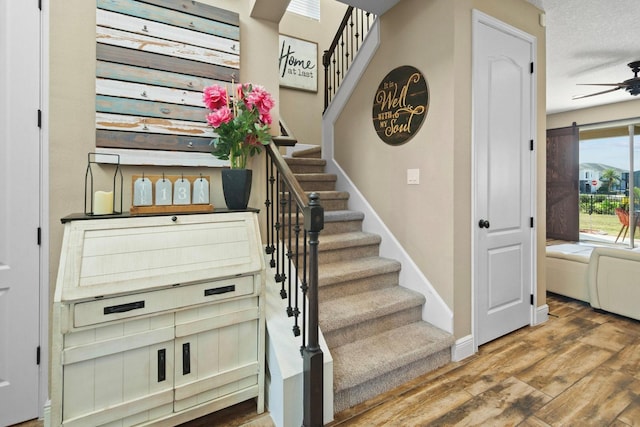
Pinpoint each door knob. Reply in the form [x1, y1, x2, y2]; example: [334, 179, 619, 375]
[478, 219, 490, 229]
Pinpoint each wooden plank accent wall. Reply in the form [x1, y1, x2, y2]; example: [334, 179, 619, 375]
[95, 0, 239, 155]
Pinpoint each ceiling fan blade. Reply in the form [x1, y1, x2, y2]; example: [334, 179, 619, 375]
[572, 86, 622, 100]
[576, 83, 627, 87]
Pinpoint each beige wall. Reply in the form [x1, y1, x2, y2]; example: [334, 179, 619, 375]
[279, 1, 347, 146]
[49, 0, 279, 297]
[333, 0, 545, 338]
[547, 99, 640, 129]
[48, 0, 547, 351]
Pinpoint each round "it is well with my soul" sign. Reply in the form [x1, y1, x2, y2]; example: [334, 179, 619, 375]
[372, 65, 429, 145]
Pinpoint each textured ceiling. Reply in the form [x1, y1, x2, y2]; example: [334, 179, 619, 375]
[539, 0, 640, 114]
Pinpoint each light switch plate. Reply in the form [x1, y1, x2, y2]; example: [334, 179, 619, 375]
[407, 168, 420, 185]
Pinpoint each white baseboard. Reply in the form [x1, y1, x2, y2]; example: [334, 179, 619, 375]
[451, 335, 474, 362]
[534, 303, 549, 326]
[43, 400, 50, 427]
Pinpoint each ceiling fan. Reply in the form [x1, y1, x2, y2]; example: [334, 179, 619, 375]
[572, 60, 640, 100]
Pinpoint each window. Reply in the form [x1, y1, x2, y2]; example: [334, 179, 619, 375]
[287, 0, 320, 21]
[579, 124, 640, 246]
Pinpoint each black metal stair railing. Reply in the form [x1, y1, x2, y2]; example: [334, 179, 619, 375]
[265, 139, 324, 427]
[323, 6, 377, 111]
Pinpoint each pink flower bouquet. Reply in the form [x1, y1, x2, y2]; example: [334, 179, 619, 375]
[203, 83, 275, 169]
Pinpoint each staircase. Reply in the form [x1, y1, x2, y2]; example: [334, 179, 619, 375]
[285, 146, 454, 413]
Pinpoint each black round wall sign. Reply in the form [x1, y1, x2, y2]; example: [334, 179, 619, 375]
[372, 65, 429, 145]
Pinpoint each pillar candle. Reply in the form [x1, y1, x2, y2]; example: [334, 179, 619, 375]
[94, 190, 113, 215]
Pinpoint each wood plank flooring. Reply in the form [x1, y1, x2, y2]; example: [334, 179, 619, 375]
[13, 293, 640, 426]
[327, 293, 640, 426]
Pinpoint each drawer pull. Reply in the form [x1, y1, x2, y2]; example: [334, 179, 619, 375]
[103, 300, 145, 315]
[182, 343, 191, 375]
[157, 349, 166, 382]
[204, 285, 235, 296]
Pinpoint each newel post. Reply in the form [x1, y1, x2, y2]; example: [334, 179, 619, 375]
[302, 192, 324, 427]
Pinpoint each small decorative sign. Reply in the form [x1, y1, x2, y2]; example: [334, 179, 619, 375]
[279, 34, 318, 92]
[372, 65, 429, 145]
[129, 175, 213, 215]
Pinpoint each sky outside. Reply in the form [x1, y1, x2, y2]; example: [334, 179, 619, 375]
[580, 135, 640, 171]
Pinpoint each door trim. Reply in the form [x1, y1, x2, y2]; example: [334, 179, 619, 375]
[39, 0, 50, 418]
[471, 9, 537, 353]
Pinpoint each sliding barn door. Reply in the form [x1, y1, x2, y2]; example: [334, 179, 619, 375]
[547, 125, 579, 241]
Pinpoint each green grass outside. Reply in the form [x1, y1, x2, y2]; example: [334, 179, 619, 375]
[579, 212, 623, 238]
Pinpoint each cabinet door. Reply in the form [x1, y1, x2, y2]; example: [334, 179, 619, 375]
[174, 297, 260, 412]
[62, 314, 175, 427]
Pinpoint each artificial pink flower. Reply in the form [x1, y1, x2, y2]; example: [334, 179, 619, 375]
[206, 106, 232, 127]
[260, 112, 273, 125]
[246, 85, 275, 115]
[203, 85, 228, 110]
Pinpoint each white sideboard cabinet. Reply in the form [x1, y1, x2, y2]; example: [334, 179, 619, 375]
[51, 212, 265, 427]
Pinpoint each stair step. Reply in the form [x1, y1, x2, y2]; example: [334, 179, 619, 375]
[295, 173, 337, 191]
[280, 191, 349, 212]
[291, 145, 321, 158]
[285, 157, 327, 174]
[318, 231, 381, 264]
[318, 256, 400, 300]
[320, 287, 425, 346]
[323, 210, 362, 233]
[331, 322, 454, 413]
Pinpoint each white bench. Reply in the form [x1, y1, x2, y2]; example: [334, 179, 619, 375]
[546, 243, 594, 302]
[546, 243, 640, 321]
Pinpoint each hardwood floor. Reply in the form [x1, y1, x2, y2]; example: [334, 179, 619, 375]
[327, 293, 640, 426]
[14, 294, 640, 426]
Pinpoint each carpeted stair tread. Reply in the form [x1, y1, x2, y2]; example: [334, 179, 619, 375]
[284, 157, 326, 166]
[319, 287, 425, 333]
[318, 231, 381, 252]
[318, 256, 400, 287]
[291, 146, 321, 158]
[324, 210, 364, 223]
[331, 322, 454, 390]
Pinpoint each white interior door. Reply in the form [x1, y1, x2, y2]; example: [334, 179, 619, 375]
[473, 11, 535, 346]
[0, 0, 42, 424]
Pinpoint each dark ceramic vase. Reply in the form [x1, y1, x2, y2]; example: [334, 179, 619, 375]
[221, 168, 252, 210]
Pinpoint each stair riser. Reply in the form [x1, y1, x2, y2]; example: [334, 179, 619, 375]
[286, 164, 326, 174]
[298, 180, 336, 191]
[323, 306, 423, 349]
[333, 348, 452, 413]
[279, 198, 348, 212]
[322, 219, 363, 235]
[290, 243, 379, 267]
[318, 244, 379, 264]
[319, 271, 399, 301]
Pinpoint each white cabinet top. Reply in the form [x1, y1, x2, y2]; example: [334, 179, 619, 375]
[55, 212, 264, 302]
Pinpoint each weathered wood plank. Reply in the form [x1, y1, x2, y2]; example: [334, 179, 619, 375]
[97, 44, 238, 81]
[429, 377, 551, 426]
[96, 95, 207, 123]
[97, 9, 239, 55]
[97, 0, 239, 40]
[96, 129, 212, 153]
[441, 340, 548, 397]
[137, 0, 239, 26]
[535, 366, 640, 425]
[96, 26, 239, 69]
[516, 341, 614, 397]
[96, 112, 215, 138]
[97, 61, 226, 92]
[96, 79, 205, 107]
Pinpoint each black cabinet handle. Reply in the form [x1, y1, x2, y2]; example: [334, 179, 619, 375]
[157, 349, 166, 382]
[104, 300, 145, 315]
[204, 285, 235, 296]
[182, 343, 191, 375]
